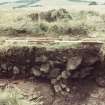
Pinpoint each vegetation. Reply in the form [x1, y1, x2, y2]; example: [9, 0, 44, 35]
[0, 86, 43, 105]
[0, 8, 105, 38]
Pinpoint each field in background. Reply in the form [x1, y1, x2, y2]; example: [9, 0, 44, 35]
[0, 6, 105, 40]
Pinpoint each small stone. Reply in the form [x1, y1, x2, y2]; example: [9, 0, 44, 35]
[57, 75, 62, 81]
[67, 56, 82, 71]
[35, 55, 47, 63]
[96, 76, 105, 87]
[29, 77, 34, 80]
[61, 71, 68, 79]
[26, 59, 30, 63]
[84, 56, 99, 66]
[61, 71, 71, 79]
[8, 66, 13, 71]
[51, 79, 57, 85]
[13, 66, 20, 75]
[40, 63, 50, 73]
[54, 85, 62, 93]
[63, 56, 67, 62]
[1, 64, 7, 70]
[54, 60, 61, 65]
[66, 71, 71, 76]
[31, 67, 41, 77]
[49, 68, 61, 78]
[61, 83, 66, 89]
[61, 91, 68, 95]
[49, 60, 54, 67]
[66, 87, 70, 92]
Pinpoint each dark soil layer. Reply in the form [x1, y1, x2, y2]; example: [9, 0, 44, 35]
[0, 42, 104, 95]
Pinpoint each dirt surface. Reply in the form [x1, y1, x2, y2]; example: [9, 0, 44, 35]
[1, 78, 105, 105]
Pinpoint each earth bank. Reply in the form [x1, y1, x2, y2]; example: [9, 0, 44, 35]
[0, 39, 105, 105]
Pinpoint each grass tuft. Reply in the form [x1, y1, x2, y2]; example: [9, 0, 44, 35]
[0, 86, 43, 105]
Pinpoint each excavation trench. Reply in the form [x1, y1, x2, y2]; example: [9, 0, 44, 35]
[0, 41, 104, 94]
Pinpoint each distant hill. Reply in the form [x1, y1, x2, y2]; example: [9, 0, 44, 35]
[69, 0, 90, 3]
[0, 0, 100, 8]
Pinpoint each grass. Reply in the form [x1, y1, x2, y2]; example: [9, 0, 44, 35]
[0, 86, 43, 105]
[0, 8, 105, 38]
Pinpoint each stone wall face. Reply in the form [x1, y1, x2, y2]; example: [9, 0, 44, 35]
[0, 42, 103, 94]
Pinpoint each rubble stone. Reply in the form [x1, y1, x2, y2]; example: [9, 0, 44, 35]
[35, 55, 47, 63]
[31, 67, 41, 77]
[1, 64, 7, 70]
[67, 56, 82, 71]
[13, 66, 20, 75]
[84, 56, 99, 66]
[40, 63, 50, 73]
[54, 85, 62, 93]
[49, 68, 61, 78]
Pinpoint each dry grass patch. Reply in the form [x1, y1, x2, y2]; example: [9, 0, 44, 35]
[0, 86, 43, 105]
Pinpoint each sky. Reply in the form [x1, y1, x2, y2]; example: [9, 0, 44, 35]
[0, 0, 105, 3]
[0, 0, 16, 3]
[94, 0, 105, 2]
[0, 0, 16, 2]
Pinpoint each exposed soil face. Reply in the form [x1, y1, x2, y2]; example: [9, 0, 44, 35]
[0, 41, 105, 105]
[2, 77, 105, 105]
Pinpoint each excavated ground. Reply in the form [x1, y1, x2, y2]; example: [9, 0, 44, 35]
[0, 38, 105, 105]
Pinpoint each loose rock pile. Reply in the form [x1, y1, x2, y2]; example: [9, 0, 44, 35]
[0, 43, 103, 94]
